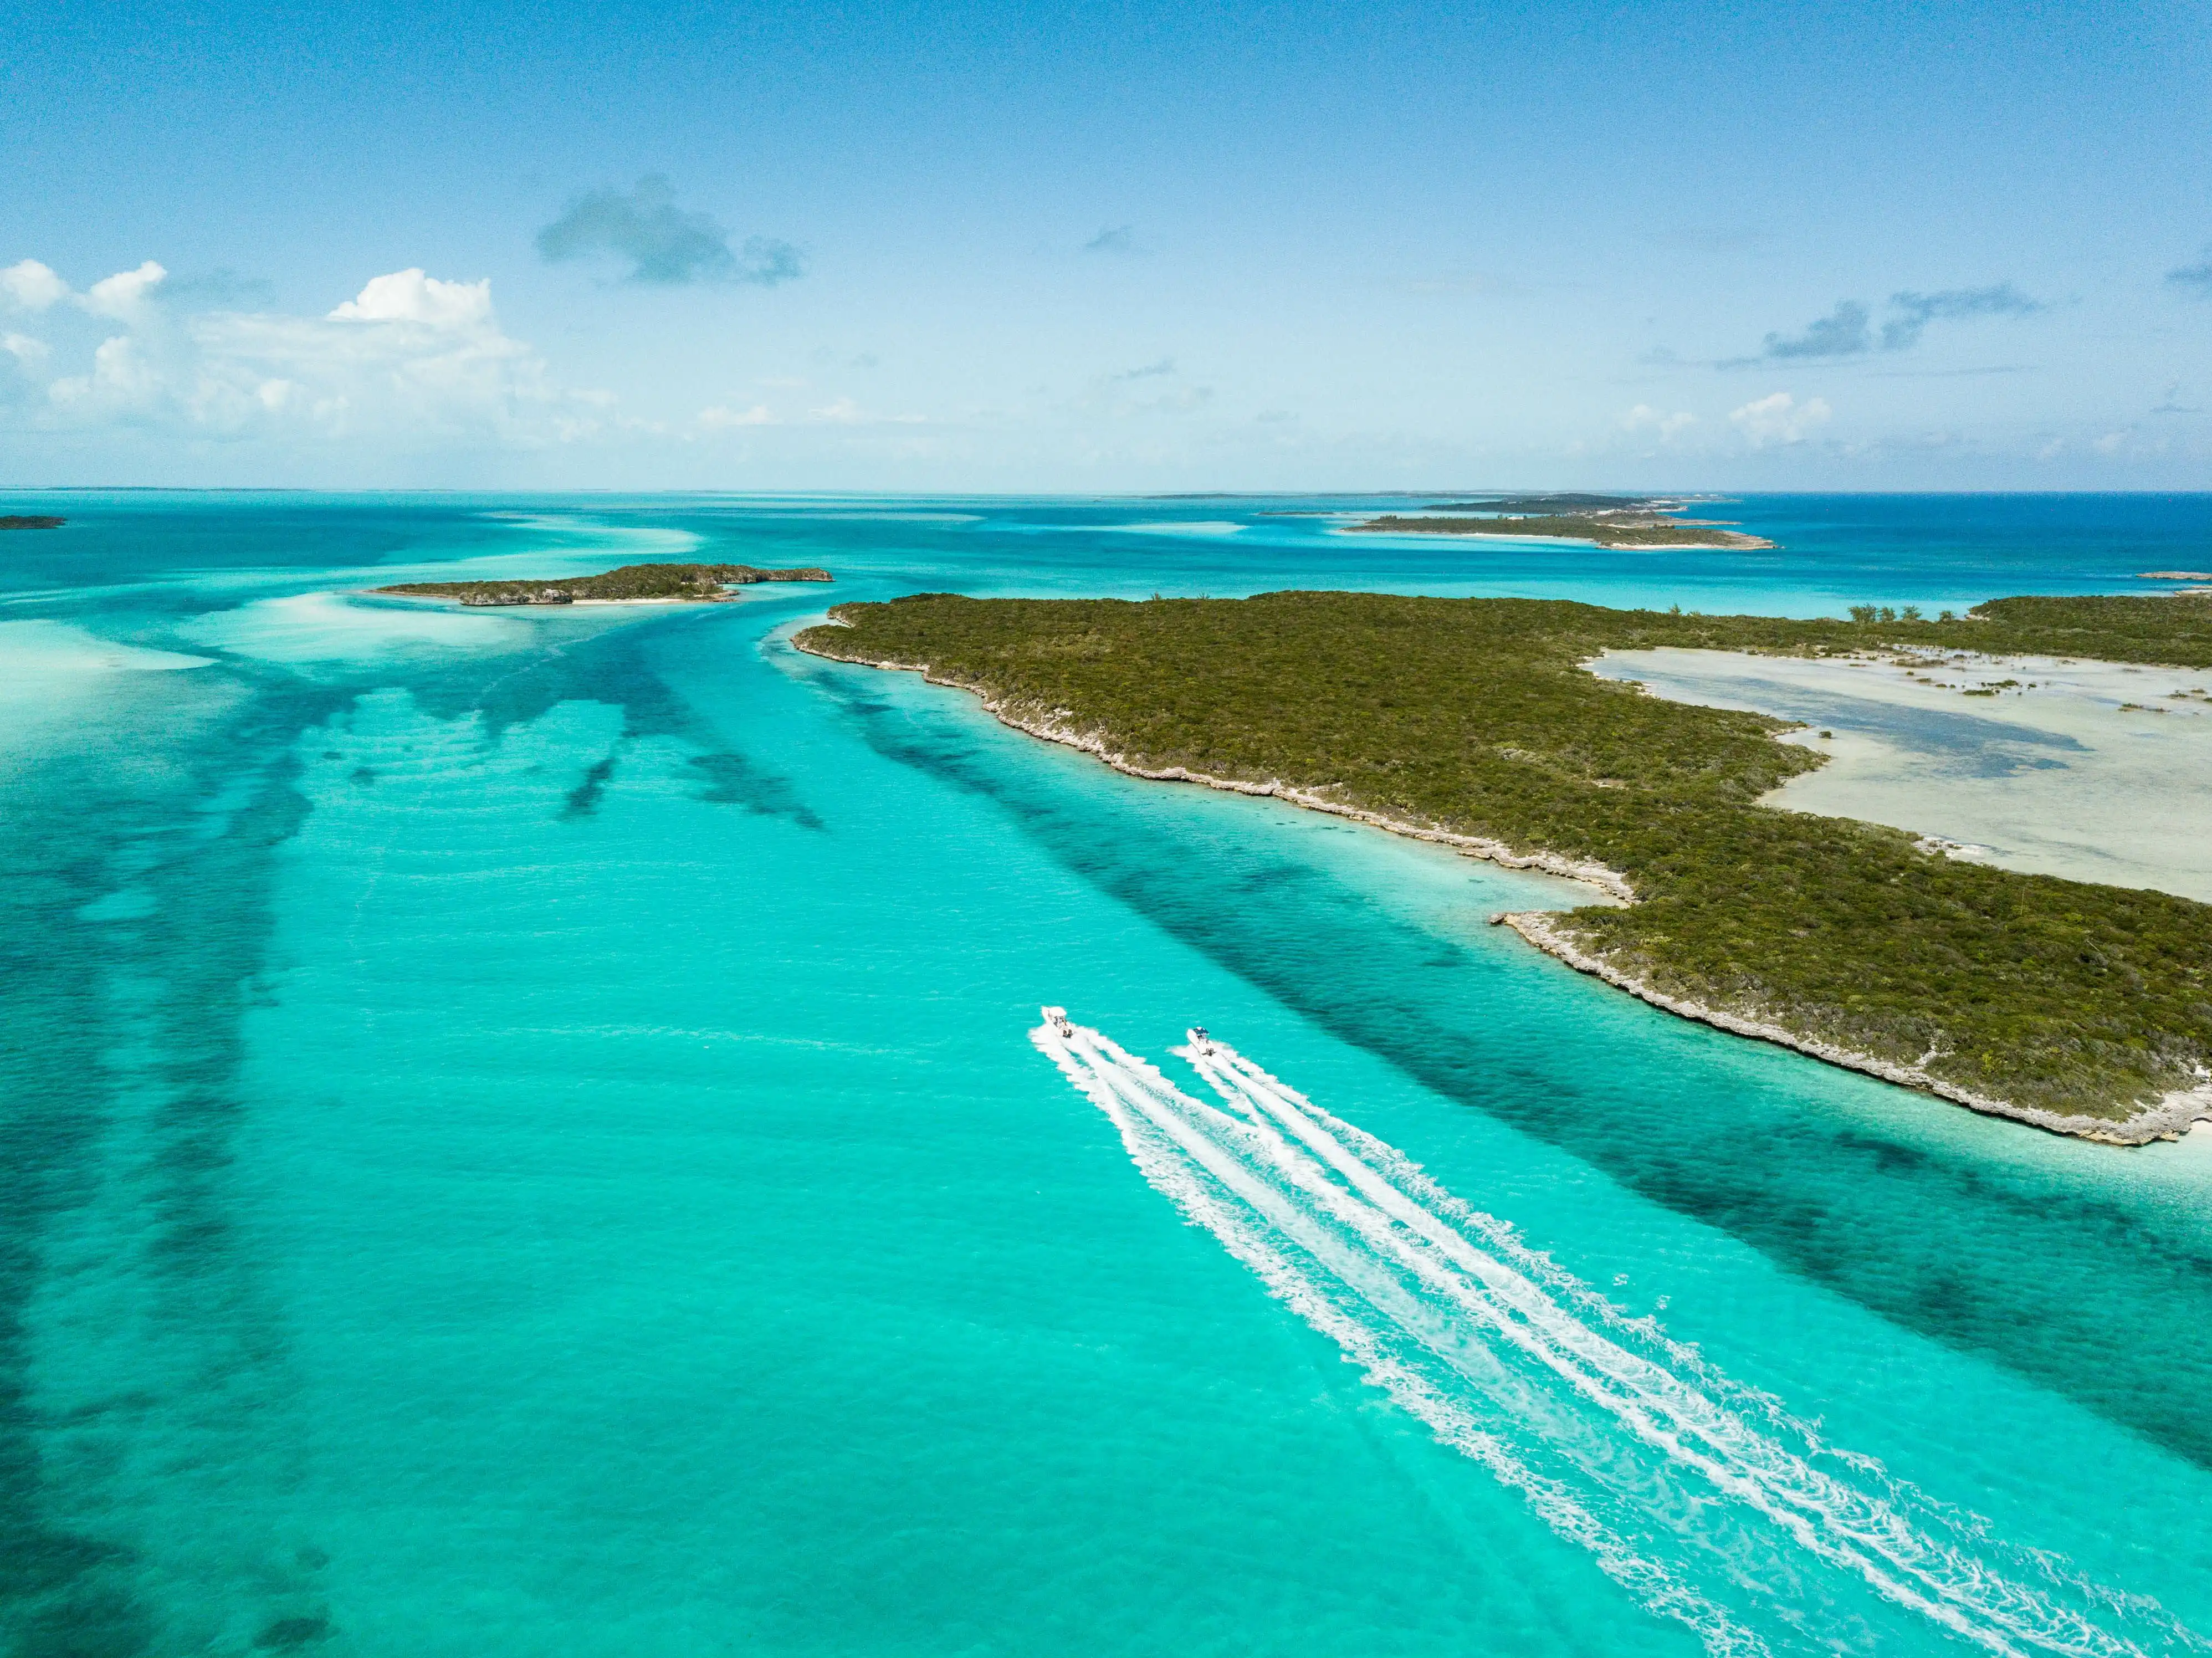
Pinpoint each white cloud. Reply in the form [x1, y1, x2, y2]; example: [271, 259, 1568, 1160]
[1, 259, 69, 314]
[2, 332, 49, 369]
[1729, 391, 1831, 448]
[1622, 403, 1696, 439]
[50, 334, 166, 412]
[327, 268, 493, 329]
[2092, 429, 2128, 455]
[699, 403, 775, 428]
[79, 260, 167, 324]
[12, 261, 568, 444]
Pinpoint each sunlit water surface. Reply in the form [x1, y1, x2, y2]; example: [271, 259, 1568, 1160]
[2, 492, 2209, 1658]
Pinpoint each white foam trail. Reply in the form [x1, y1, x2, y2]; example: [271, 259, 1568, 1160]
[1031, 1017, 1768, 1657]
[1034, 1012, 2208, 1658]
[1182, 1042, 2104, 1655]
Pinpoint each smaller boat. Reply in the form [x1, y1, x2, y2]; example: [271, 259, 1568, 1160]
[1042, 1005, 1073, 1037]
[1189, 1026, 1211, 1055]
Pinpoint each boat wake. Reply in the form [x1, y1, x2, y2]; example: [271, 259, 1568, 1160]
[1032, 1009, 2207, 1658]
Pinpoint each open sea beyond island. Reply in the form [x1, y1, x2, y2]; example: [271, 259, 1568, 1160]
[4, 490, 2211, 1658]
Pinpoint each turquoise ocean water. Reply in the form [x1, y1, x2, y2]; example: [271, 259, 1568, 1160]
[3, 492, 2209, 1657]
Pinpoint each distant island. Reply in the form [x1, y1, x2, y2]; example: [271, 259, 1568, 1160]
[0, 515, 66, 530]
[1350, 508, 1773, 550]
[376, 561, 831, 607]
[795, 590, 2212, 1144]
[1424, 493, 1677, 513]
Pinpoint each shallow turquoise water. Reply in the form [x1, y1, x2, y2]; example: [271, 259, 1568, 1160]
[3, 493, 2209, 1657]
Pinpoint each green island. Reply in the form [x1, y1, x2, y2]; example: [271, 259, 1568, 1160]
[795, 590, 2212, 1141]
[0, 515, 66, 530]
[376, 561, 831, 607]
[1351, 511, 1773, 550]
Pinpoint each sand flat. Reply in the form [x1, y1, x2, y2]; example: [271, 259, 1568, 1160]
[1591, 646, 2212, 902]
[178, 591, 527, 662]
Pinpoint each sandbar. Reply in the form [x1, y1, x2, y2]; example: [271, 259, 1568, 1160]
[1592, 646, 2212, 902]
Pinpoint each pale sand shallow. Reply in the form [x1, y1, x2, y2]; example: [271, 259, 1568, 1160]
[0, 621, 226, 775]
[180, 592, 525, 662]
[0, 619, 212, 680]
[1102, 520, 1248, 538]
[1591, 646, 2212, 904]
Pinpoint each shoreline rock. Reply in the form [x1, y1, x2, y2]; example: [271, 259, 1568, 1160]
[795, 624, 2210, 1147]
[1497, 913, 2211, 1147]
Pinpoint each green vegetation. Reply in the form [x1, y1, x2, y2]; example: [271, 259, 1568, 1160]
[0, 515, 65, 530]
[378, 561, 830, 606]
[1351, 514, 1770, 550]
[797, 590, 2212, 1130]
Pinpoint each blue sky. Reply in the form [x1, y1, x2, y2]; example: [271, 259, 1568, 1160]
[3, 0, 2209, 489]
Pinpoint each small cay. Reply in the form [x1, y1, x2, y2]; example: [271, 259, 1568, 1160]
[1347, 494, 1774, 549]
[376, 561, 831, 606]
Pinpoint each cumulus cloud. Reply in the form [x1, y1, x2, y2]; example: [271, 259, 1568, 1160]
[80, 260, 168, 324]
[536, 176, 803, 286]
[1622, 403, 1697, 439]
[1, 259, 69, 313]
[2168, 252, 2212, 297]
[329, 268, 493, 327]
[7, 258, 572, 445]
[1730, 391, 1831, 448]
[1879, 283, 2041, 350]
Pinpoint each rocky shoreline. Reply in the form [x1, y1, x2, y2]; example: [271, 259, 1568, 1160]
[1496, 913, 2211, 1146]
[795, 623, 2210, 1146]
